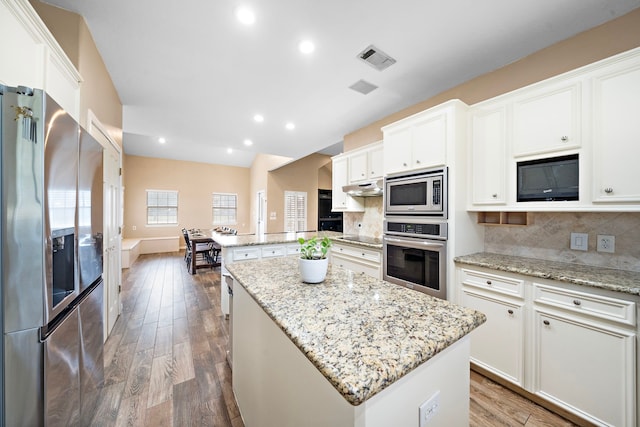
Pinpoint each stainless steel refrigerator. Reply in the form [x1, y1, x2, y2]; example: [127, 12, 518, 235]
[1, 85, 105, 426]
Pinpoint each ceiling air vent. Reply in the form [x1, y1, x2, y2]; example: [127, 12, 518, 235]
[357, 45, 396, 71]
[349, 79, 378, 95]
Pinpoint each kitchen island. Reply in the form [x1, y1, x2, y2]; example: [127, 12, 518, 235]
[226, 256, 486, 427]
[213, 230, 343, 315]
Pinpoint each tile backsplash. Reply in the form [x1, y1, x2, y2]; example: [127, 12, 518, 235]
[343, 197, 383, 238]
[484, 212, 640, 272]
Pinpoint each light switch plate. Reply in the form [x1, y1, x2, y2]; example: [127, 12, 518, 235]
[570, 232, 588, 251]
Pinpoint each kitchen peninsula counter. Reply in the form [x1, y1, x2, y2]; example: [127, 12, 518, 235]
[226, 256, 486, 427]
[454, 252, 640, 295]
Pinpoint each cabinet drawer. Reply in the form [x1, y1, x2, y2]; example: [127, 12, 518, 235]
[332, 254, 381, 279]
[534, 283, 636, 327]
[232, 247, 260, 261]
[261, 246, 286, 258]
[460, 268, 525, 298]
[286, 244, 301, 256]
[333, 244, 381, 263]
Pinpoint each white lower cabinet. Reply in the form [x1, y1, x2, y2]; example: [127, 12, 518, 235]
[457, 265, 637, 427]
[331, 242, 381, 279]
[461, 290, 525, 386]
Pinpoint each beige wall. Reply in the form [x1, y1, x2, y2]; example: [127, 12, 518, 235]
[344, 8, 640, 151]
[31, 0, 123, 148]
[248, 153, 293, 234]
[122, 155, 251, 239]
[266, 154, 332, 233]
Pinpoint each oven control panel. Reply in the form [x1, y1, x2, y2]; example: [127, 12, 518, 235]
[384, 219, 448, 240]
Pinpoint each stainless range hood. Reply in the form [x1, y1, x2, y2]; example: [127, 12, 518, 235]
[342, 179, 384, 197]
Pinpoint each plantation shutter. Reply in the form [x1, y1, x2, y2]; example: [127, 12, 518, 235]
[284, 191, 307, 232]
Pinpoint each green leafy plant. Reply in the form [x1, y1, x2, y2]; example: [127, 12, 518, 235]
[298, 236, 332, 260]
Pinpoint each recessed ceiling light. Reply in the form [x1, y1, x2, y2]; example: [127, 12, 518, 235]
[298, 40, 315, 54]
[243, 139, 253, 146]
[285, 122, 295, 130]
[235, 6, 256, 25]
[227, 148, 233, 154]
[253, 114, 264, 123]
[158, 137, 166, 144]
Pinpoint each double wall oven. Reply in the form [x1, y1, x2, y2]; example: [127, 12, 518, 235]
[383, 167, 448, 300]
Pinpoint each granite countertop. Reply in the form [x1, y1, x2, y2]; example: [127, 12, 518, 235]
[226, 256, 486, 405]
[330, 235, 383, 250]
[212, 230, 343, 247]
[454, 252, 640, 296]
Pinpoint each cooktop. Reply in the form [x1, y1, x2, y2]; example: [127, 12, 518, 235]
[336, 235, 383, 245]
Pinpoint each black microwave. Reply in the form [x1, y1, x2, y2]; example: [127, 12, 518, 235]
[517, 154, 579, 202]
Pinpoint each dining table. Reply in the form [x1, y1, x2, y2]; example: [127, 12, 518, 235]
[187, 230, 221, 274]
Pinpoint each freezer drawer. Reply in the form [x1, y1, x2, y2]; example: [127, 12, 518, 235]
[78, 280, 105, 425]
[44, 307, 80, 427]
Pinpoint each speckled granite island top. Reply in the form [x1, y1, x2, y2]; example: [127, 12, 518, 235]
[455, 252, 640, 296]
[226, 256, 486, 406]
[213, 230, 343, 247]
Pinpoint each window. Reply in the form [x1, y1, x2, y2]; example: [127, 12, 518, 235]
[147, 190, 178, 225]
[213, 193, 237, 225]
[284, 191, 307, 232]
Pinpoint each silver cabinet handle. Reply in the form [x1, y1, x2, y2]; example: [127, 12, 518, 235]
[573, 299, 581, 306]
[492, 193, 497, 198]
[416, 159, 421, 164]
[403, 162, 407, 167]
[486, 280, 492, 285]
[604, 187, 613, 194]
[561, 136, 568, 142]
[507, 309, 514, 315]
[543, 320, 550, 326]
[361, 173, 365, 176]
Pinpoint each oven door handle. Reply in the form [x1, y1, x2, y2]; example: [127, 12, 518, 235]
[384, 236, 445, 251]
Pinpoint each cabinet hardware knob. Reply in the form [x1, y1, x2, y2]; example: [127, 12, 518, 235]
[416, 160, 421, 164]
[573, 299, 581, 306]
[492, 193, 497, 198]
[604, 187, 613, 194]
[543, 320, 550, 326]
[486, 280, 492, 285]
[507, 309, 514, 315]
[561, 136, 568, 142]
[371, 171, 374, 174]
[403, 162, 407, 167]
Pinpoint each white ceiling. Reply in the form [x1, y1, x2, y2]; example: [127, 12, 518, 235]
[41, 0, 640, 168]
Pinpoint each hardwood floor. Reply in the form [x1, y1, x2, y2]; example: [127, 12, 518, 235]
[92, 252, 576, 427]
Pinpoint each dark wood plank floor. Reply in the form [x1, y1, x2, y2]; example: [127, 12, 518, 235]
[92, 252, 576, 427]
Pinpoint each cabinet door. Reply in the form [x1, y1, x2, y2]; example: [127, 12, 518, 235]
[470, 105, 507, 205]
[383, 126, 412, 175]
[412, 112, 447, 169]
[513, 82, 581, 157]
[331, 157, 364, 212]
[348, 151, 368, 183]
[461, 290, 524, 386]
[591, 60, 640, 203]
[368, 144, 384, 180]
[534, 310, 636, 427]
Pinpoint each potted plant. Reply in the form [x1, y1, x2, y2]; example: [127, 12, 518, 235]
[297, 236, 332, 283]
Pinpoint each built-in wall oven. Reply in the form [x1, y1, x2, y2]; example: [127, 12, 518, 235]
[383, 167, 449, 299]
[383, 218, 447, 299]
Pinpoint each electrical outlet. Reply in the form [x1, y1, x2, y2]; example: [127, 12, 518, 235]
[132, 225, 136, 231]
[597, 235, 615, 253]
[419, 390, 440, 426]
[570, 232, 588, 251]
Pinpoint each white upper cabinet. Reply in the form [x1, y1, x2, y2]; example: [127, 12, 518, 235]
[590, 54, 640, 203]
[469, 102, 508, 205]
[331, 155, 364, 212]
[0, 0, 81, 119]
[382, 101, 464, 175]
[512, 80, 582, 157]
[348, 142, 383, 183]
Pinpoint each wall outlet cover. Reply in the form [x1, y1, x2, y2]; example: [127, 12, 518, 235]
[596, 235, 615, 253]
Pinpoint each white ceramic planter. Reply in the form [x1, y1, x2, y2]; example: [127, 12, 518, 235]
[298, 257, 329, 284]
